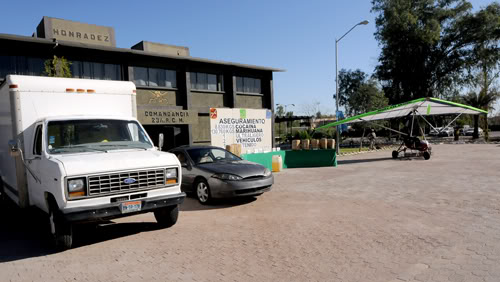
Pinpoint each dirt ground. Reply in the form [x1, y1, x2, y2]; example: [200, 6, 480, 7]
[1, 144, 499, 282]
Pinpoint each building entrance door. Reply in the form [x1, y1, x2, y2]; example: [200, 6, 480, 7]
[143, 125, 189, 151]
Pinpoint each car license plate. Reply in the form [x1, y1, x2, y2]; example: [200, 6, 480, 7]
[121, 201, 141, 213]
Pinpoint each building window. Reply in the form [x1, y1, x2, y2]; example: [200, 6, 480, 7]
[71, 61, 121, 81]
[236, 76, 261, 94]
[0, 55, 45, 79]
[131, 66, 177, 88]
[190, 72, 224, 91]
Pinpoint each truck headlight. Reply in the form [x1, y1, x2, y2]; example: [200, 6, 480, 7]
[212, 173, 242, 181]
[67, 178, 86, 198]
[166, 168, 178, 184]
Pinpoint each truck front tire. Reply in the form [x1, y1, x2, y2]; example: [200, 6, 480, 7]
[49, 204, 73, 250]
[154, 205, 179, 228]
[0, 179, 5, 203]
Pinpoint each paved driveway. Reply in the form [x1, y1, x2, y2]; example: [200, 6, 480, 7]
[1, 144, 499, 282]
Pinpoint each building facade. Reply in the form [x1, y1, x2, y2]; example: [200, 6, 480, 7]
[0, 17, 282, 150]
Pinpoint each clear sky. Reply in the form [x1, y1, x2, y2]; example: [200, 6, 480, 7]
[1, 0, 497, 115]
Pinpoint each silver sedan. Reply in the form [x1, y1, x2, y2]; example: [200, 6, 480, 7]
[168, 146, 273, 204]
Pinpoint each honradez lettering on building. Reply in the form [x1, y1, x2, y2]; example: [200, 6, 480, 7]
[210, 108, 272, 154]
[36, 16, 116, 47]
[137, 106, 198, 125]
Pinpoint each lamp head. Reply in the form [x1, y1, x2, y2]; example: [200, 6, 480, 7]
[359, 20, 369, 25]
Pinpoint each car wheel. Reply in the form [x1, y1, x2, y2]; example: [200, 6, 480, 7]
[48, 204, 73, 250]
[392, 150, 399, 159]
[423, 151, 431, 160]
[195, 179, 212, 205]
[154, 205, 179, 228]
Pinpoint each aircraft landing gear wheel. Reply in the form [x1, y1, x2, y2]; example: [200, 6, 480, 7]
[392, 150, 399, 159]
[49, 203, 73, 250]
[423, 151, 431, 160]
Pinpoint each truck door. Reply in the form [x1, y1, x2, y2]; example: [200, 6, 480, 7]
[26, 123, 45, 208]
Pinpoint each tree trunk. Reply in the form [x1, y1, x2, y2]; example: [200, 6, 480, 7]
[473, 115, 479, 139]
[484, 115, 489, 142]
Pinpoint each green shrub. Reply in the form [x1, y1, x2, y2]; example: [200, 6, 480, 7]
[299, 130, 311, 140]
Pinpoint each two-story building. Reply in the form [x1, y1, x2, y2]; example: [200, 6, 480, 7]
[0, 17, 282, 151]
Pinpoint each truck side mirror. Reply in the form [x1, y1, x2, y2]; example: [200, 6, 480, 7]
[158, 133, 164, 151]
[8, 140, 20, 157]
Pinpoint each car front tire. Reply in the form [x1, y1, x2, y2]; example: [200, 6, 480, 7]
[195, 179, 212, 205]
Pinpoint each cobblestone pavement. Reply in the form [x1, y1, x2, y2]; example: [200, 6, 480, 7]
[1, 144, 499, 282]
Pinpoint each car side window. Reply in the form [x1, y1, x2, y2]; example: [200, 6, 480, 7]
[33, 125, 43, 156]
[174, 151, 188, 166]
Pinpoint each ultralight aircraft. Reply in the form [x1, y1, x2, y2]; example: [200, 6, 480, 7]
[316, 97, 488, 160]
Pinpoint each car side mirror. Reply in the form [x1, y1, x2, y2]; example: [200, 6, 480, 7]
[158, 133, 164, 151]
[8, 140, 20, 157]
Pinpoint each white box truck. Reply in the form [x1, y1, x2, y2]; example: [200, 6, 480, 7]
[0, 75, 185, 249]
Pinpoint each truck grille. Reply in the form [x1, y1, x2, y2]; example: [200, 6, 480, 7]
[88, 169, 165, 196]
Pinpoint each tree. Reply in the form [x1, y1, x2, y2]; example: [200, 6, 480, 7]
[371, 0, 500, 104]
[276, 104, 285, 117]
[461, 3, 500, 140]
[462, 65, 499, 140]
[44, 55, 72, 77]
[338, 69, 389, 116]
[300, 101, 321, 117]
[338, 69, 367, 114]
[463, 89, 498, 140]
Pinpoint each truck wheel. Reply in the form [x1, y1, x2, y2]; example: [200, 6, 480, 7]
[195, 179, 212, 205]
[49, 206, 73, 250]
[154, 205, 179, 228]
[0, 178, 5, 203]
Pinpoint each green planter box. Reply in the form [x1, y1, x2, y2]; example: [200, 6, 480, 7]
[241, 149, 337, 170]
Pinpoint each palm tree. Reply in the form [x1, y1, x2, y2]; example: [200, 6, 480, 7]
[463, 72, 499, 140]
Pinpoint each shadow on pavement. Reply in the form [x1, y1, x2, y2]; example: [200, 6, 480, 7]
[0, 202, 55, 262]
[0, 199, 164, 262]
[180, 196, 256, 212]
[72, 221, 161, 249]
[337, 157, 396, 165]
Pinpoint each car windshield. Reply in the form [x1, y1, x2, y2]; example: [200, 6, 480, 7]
[47, 119, 153, 154]
[187, 148, 241, 164]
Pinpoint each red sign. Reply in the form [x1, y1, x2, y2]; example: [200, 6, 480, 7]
[210, 108, 217, 119]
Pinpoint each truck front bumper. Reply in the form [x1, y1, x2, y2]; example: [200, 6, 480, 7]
[61, 192, 185, 223]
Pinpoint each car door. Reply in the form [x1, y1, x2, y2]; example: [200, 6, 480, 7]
[172, 150, 195, 192]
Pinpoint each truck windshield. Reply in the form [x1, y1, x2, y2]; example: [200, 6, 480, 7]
[47, 119, 153, 154]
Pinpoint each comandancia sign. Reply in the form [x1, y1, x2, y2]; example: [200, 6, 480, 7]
[210, 108, 272, 154]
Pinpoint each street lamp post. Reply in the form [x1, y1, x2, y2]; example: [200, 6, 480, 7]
[335, 20, 369, 153]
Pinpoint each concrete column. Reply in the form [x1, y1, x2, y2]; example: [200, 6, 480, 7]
[180, 67, 193, 145]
